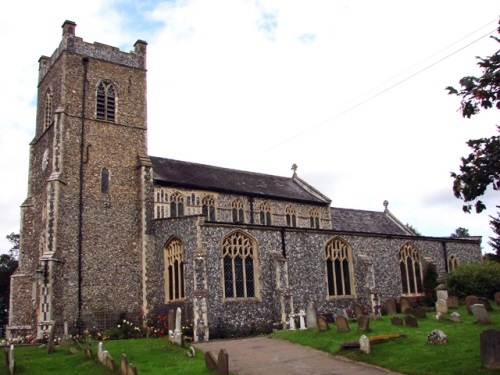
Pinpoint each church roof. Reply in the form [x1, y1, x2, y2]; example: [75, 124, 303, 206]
[150, 156, 330, 204]
[331, 207, 412, 235]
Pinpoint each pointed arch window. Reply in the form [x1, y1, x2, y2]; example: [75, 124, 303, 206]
[325, 237, 355, 297]
[399, 243, 424, 295]
[163, 237, 185, 302]
[448, 254, 459, 272]
[232, 199, 245, 223]
[222, 231, 258, 299]
[286, 205, 297, 227]
[101, 168, 109, 194]
[43, 89, 53, 130]
[170, 192, 184, 217]
[96, 81, 116, 122]
[259, 202, 272, 225]
[202, 195, 216, 221]
[309, 208, 320, 229]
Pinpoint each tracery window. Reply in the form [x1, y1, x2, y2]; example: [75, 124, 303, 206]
[399, 243, 424, 295]
[309, 208, 320, 229]
[448, 254, 459, 272]
[43, 89, 53, 130]
[202, 195, 216, 221]
[170, 192, 184, 217]
[259, 202, 272, 225]
[286, 206, 297, 227]
[232, 199, 245, 223]
[163, 237, 185, 302]
[101, 168, 109, 194]
[325, 237, 354, 297]
[96, 81, 116, 122]
[222, 231, 257, 299]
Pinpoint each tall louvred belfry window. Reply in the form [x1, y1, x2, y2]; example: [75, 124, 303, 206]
[96, 81, 116, 122]
[43, 89, 53, 130]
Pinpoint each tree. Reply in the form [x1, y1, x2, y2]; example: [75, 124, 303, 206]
[446, 20, 500, 214]
[487, 206, 500, 260]
[0, 233, 19, 329]
[406, 223, 422, 236]
[450, 227, 470, 237]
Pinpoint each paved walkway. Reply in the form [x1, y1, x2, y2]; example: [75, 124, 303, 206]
[194, 336, 399, 375]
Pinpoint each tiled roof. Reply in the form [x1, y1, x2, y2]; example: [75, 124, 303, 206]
[150, 156, 330, 204]
[331, 207, 410, 235]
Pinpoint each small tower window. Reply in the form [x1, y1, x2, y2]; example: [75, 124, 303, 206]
[44, 90, 53, 130]
[96, 81, 116, 122]
[101, 168, 109, 194]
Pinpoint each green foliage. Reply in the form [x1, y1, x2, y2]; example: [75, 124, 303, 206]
[488, 206, 500, 257]
[405, 223, 422, 236]
[450, 227, 470, 237]
[1, 233, 19, 328]
[423, 263, 438, 304]
[447, 260, 500, 299]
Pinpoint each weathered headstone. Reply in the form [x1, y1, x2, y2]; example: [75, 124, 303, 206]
[120, 353, 129, 375]
[400, 297, 411, 314]
[174, 307, 182, 345]
[336, 315, 350, 332]
[98, 342, 104, 363]
[317, 315, 329, 331]
[289, 313, 296, 331]
[436, 284, 448, 302]
[495, 291, 500, 306]
[188, 346, 195, 357]
[85, 342, 93, 359]
[466, 296, 478, 315]
[306, 301, 317, 329]
[478, 297, 493, 312]
[168, 309, 175, 335]
[391, 316, 403, 326]
[385, 299, 397, 316]
[353, 303, 364, 319]
[218, 349, 229, 375]
[357, 315, 370, 332]
[9, 345, 14, 375]
[414, 306, 426, 318]
[47, 320, 57, 354]
[128, 364, 138, 375]
[480, 329, 500, 370]
[105, 352, 117, 372]
[4, 347, 9, 367]
[471, 304, 493, 324]
[405, 315, 418, 327]
[298, 310, 306, 330]
[447, 296, 459, 309]
[404, 307, 414, 315]
[359, 335, 370, 354]
[434, 312, 443, 320]
[428, 329, 447, 344]
[205, 351, 218, 370]
[450, 312, 461, 322]
[436, 299, 448, 314]
[60, 321, 73, 346]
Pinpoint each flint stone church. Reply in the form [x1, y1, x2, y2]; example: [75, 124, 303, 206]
[8, 21, 482, 341]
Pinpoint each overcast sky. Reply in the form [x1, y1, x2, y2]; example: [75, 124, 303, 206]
[1, 1, 499, 255]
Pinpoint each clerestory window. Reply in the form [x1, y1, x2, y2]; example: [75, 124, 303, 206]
[202, 195, 216, 221]
[259, 202, 272, 225]
[170, 192, 184, 217]
[286, 205, 297, 227]
[231, 199, 245, 223]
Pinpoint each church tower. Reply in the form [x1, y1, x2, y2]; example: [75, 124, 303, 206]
[8, 21, 152, 338]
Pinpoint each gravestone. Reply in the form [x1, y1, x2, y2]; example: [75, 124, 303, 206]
[47, 320, 57, 354]
[428, 329, 447, 344]
[436, 284, 448, 302]
[359, 335, 370, 354]
[317, 315, 329, 331]
[495, 291, 500, 306]
[174, 307, 182, 345]
[218, 349, 229, 375]
[353, 303, 364, 319]
[405, 315, 418, 327]
[400, 297, 411, 314]
[336, 315, 350, 332]
[105, 352, 117, 372]
[480, 329, 500, 370]
[168, 309, 175, 335]
[188, 346, 195, 357]
[9, 345, 14, 375]
[478, 297, 493, 312]
[466, 296, 478, 315]
[391, 316, 403, 326]
[471, 304, 493, 324]
[298, 310, 306, 330]
[450, 312, 461, 322]
[60, 320, 73, 346]
[447, 296, 459, 309]
[404, 307, 415, 315]
[289, 313, 296, 331]
[414, 306, 426, 318]
[120, 354, 129, 375]
[306, 301, 317, 329]
[205, 351, 218, 370]
[436, 299, 448, 314]
[98, 342, 104, 363]
[434, 312, 443, 320]
[357, 315, 370, 332]
[4, 347, 8, 367]
[385, 299, 397, 316]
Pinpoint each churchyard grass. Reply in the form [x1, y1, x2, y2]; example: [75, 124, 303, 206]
[271, 304, 500, 374]
[0, 338, 213, 374]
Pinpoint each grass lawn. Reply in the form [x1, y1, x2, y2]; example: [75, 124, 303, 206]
[271, 304, 500, 375]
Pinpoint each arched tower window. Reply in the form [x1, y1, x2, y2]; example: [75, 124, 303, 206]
[43, 89, 53, 130]
[222, 231, 258, 299]
[163, 237, 185, 302]
[399, 243, 424, 295]
[96, 81, 116, 122]
[325, 237, 354, 297]
[101, 168, 109, 194]
[259, 202, 272, 225]
[309, 208, 320, 229]
[202, 195, 216, 221]
[170, 192, 184, 217]
[286, 205, 297, 227]
[231, 199, 245, 223]
[448, 254, 459, 272]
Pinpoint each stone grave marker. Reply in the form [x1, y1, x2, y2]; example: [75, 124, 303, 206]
[359, 335, 370, 354]
[9, 345, 14, 375]
[405, 315, 418, 327]
[400, 297, 411, 314]
[480, 329, 500, 370]
[98, 342, 104, 363]
[450, 312, 461, 322]
[317, 315, 329, 331]
[434, 312, 443, 320]
[385, 299, 397, 316]
[218, 348, 229, 375]
[289, 313, 296, 331]
[466, 296, 478, 315]
[404, 307, 415, 315]
[47, 320, 58, 354]
[428, 329, 447, 344]
[168, 309, 175, 335]
[436, 284, 448, 302]
[120, 353, 129, 375]
[495, 291, 500, 306]
[4, 347, 8, 367]
[391, 316, 403, 326]
[336, 315, 350, 332]
[478, 297, 493, 312]
[436, 299, 448, 314]
[205, 351, 218, 370]
[60, 320, 73, 346]
[471, 304, 493, 324]
[306, 301, 317, 329]
[353, 303, 364, 319]
[414, 306, 426, 318]
[298, 310, 306, 330]
[357, 315, 370, 332]
[447, 296, 459, 309]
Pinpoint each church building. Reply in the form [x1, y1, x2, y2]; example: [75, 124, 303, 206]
[8, 21, 482, 341]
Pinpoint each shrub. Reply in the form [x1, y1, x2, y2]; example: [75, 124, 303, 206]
[447, 260, 500, 299]
[423, 263, 438, 306]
